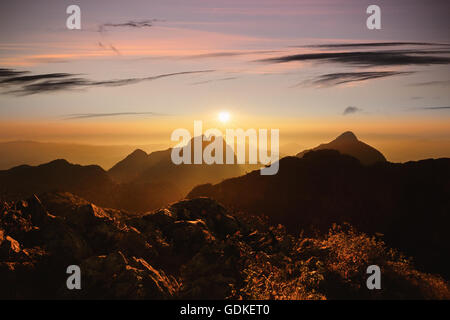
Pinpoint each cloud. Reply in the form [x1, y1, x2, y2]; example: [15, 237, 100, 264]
[258, 49, 450, 67]
[343, 106, 362, 115]
[258, 43, 450, 87]
[190, 77, 238, 85]
[98, 19, 163, 32]
[0, 73, 73, 84]
[302, 71, 414, 87]
[409, 80, 450, 87]
[0, 68, 28, 78]
[0, 69, 214, 95]
[63, 112, 165, 120]
[184, 50, 280, 59]
[300, 42, 449, 49]
[417, 106, 450, 110]
[98, 42, 121, 55]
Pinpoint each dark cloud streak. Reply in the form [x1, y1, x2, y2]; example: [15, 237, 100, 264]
[300, 42, 449, 49]
[190, 77, 237, 85]
[343, 106, 362, 115]
[409, 80, 450, 87]
[0, 69, 214, 95]
[98, 19, 163, 32]
[418, 106, 450, 110]
[302, 71, 414, 87]
[0, 68, 28, 78]
[0, 73, 73, 84]
[259, 50, 450, 67]
[63, 112, 165, 120]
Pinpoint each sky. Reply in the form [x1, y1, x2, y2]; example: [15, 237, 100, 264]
[0, 0, 449, 162]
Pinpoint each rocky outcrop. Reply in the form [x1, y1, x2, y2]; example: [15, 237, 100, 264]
[1, 192, 448, 300]
[0, 193, 175, 299]
[0, 192, 245, 299]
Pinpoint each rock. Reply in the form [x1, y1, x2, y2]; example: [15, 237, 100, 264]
[144, 208, 176, 227]
[75, 251, 179, 299]
[0, 234, 21, 257]
[169, 197, 227, 221]
[169, 198, 240, 237]
[171, 220, 215, 254]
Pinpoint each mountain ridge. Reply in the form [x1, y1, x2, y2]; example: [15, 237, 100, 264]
[296, 131, 386, 165]
[188, 149, 450, 278]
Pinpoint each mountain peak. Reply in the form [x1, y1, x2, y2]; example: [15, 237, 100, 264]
[129, 149, 148, 159]
[335, 131, 358, 142]
[296, 131, 386, 165]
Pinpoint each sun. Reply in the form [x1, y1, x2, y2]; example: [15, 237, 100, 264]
[218, 111, 231, 123]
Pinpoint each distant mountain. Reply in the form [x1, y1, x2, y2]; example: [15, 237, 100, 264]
[296, 131, 386, 165]
[0, 140, 163, 170]
[188, 150, 450, 278]
[0, 135, 244, 212]
[0, 159, 182, 213]
[0, 159, 113, 202]
[108, 149, 152, 183]
[108, 135, 243, 195]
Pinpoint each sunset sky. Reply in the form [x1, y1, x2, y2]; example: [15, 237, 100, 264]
[0, 0, 449, 162]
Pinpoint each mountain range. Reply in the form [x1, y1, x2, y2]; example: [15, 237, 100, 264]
[0, 140, 163, 170]
[0, 135, 243, 212]
[189, 149, 450, 278]
[0, 131, 449, 298]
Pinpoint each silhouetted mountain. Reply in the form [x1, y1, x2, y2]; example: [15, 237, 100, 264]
[0, 140, 162, 170]
[296, 131, 386, 165]
[0, 135, 244, 213]
[108, 149, 151, 183]
[1, 192, 448, 299]
[0, 159, 182, 213]
[188, 150, 450, 278]
[0, 159, 113, 202]
[109, 135, 243, 195]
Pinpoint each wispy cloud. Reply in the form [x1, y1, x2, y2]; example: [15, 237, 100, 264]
[300, 42, 449, 49]
[302, 71, 414, 87]
[98, 42, 121, 55]
[0, 73, 73, 84]
[184, 50, 280, 59]
[343, 106, 362, 115]
[259, 49, 450, 67]
[409, 80, 450, 87]
[190, 77, 237, 85]
[0, 68, 28, 78]
[98, 19, 163, 32]
[417, 106, 450, 110]
[63, 112, 165, 120]
[0, 69, 214, 95]
[259, 43, 450, 87]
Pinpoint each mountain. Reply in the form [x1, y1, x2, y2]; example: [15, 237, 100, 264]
[296, 131, 386, 165]
[0, 159, 113, 203]
[0, 140, 163, 170]
[1, 192, 448, 299]
[0, 159, 182, 213]
[188, 150, 450, 278]
[108, 149, 152, 183]
[108, 135, 243, 195]
[0, 135, 244, 213]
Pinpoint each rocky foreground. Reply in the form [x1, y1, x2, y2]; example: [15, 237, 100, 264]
[0, 193, 449, 299]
